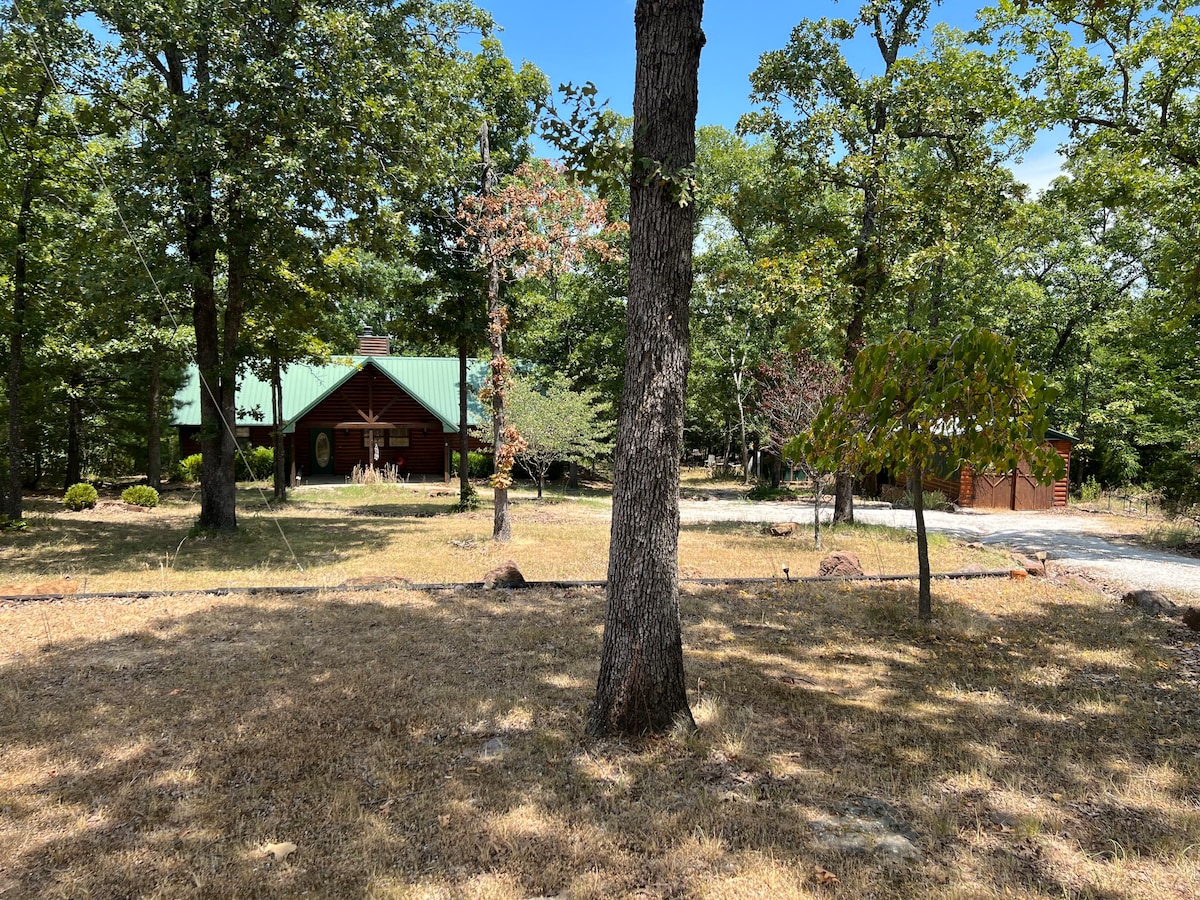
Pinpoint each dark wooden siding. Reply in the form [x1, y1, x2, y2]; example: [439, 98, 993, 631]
[1051, 439, 1072, 508]
[295, 367, 449, 476]
[962, 440, 1074, 511]
[922, 471, 961, 501]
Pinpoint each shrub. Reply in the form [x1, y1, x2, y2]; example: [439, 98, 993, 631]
[892, 489, 952, 511]
[1078, 476, 1101, 503]
[452, 450, 493, 478]
[179, 453, 204, 482]
[121, 485, 159, 508]
[747, 482, 798, 501]
[236, 446, 274, 481]
[63, 483, 99, 511]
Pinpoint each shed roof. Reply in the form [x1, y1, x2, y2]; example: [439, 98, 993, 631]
[173, 356, 488, 434]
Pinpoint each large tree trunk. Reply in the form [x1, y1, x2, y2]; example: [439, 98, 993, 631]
[170, 44, 237, 531]
[4, 171, 35, 520]
[271, 357, 286, 501]
[3, 81, 48, 521]
[589, 0, 704, 739]
[480, 121, 512, 542]
[191, 187, 236, 531]
[834, 473, 854, 524]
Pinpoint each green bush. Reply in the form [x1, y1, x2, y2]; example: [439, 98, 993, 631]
[63, 482, 99, 511]
[747, 482, 798, 501]
[236, 446, 274, 481]
[179, 453, 204, 482]
[176, 448, 274, 482]
[1078, 476, 1101, 503]
[892, 489, 952, 511]
[121, 485, 159, 508]
[452, 450, 493, 478]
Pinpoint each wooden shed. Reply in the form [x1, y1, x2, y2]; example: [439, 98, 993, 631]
[174, 339, 487, 482]
[921, 429, 1075, 511]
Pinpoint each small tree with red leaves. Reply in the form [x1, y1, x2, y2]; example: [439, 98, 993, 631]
[459, 154, 622, 540]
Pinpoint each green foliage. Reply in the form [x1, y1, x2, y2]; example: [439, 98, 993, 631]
[892, 489, 951, 512]
[453, 482, 480, 512]
[746, 483, 798, 502]
[503, 373, 612, 495]
[794, 328, 1064, 485]
[235, 447, 274, 482]
[1078, 477, 1102, 503]
[0, 515, 29, 531]
[451, 451, 493, 479]
[62, 483, 99, 511]
[794, 327, 1063, 619]
[179, 454, 204, 483]
[121, 485, 159, 508]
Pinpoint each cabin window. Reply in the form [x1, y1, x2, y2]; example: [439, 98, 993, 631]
[235, 426, 250, 438]
[387, 428, 410, 448]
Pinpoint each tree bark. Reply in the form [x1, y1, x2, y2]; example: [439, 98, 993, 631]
[834, 473, 855, 524]
[458, 335, 471, 505]
[480, 121, 511, 542]
[589, 0, 704, 739]
[170, 42, 237, 531]
[3, 79, 48, 521]
[65, 388, 83, 488]
[147, 307, 164, 490]
[911, 460, 932, 621]
[271, 357, 286, 501]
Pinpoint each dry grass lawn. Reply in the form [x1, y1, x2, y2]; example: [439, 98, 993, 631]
[2, 575, 1198, 899]
[0, 482, 1009, 595]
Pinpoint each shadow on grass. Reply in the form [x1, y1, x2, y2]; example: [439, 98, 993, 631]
[0, 514, 432, 578]
[1, 580, 1197, 897]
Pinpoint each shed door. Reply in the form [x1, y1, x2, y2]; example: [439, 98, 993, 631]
[310, 428, 335, 475]
[974, 472, 1014, 509]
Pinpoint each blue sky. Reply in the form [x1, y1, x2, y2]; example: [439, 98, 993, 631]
[480, 0, 1063, 191]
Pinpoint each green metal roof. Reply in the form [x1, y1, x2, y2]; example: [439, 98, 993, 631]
[173, 356, 489, 433]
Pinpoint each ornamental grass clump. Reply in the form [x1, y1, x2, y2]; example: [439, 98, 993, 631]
[121, 485, 159, 508]
[62, 483, 98, 511]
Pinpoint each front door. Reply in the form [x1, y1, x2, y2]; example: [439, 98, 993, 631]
[310, 428, 335, 475]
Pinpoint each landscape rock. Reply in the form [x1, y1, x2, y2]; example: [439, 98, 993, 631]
[484, 561, 527, 589]
[1182, 607, 1200, 631]
[819, 551, 863, 577]
[1121, 589, 1180, 618]
[1019, 557, 1046, 577]
[480, 737, 508, 759]
[809, 795, 921, 861]
[769, 522, 798, 537]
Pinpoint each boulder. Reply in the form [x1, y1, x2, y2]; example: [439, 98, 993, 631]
[484, 561, 527, 589]
[769, 522, 798, 537]
[819, 551, 863, 578]
[1019, 557, 1045, 577]
[1181, 607, 1200, 631]
[1121, 589, 1180, 618]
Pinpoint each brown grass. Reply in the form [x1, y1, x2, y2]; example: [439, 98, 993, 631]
[2, 575, 1197, 899]
[0, 484, 1009, 596]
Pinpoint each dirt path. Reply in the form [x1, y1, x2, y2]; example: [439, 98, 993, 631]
[677, 498, 1200, 601]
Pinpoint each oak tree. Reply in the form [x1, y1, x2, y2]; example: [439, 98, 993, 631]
[588, 0, 705, 738]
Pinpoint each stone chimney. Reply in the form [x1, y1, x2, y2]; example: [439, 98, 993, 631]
[357, 326, 391, 356]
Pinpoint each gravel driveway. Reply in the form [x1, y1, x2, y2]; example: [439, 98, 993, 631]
[678, 497, 1200, 600]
